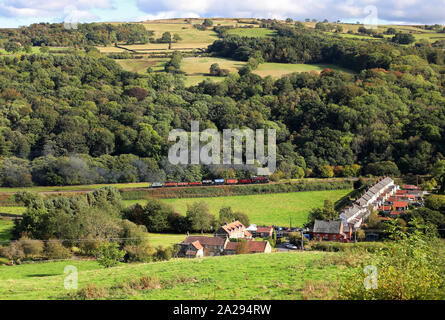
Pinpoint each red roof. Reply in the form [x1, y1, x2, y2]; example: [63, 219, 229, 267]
[220, 221, 246, 234]
[256, 226, 273, 234]
[225, 241, 269, 253]
[248, 241, 268, 252]
[393, 201, 409, 208]
[225, 242, 239, 251]
[183, 236, 226, 247]
[191, 241, 203, 250]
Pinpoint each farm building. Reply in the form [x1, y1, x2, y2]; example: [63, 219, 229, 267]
[183, 241, 204, 258]
[311, 219, 352, 242]
[214, 220, 252, 239]
[253, 226, 274, 238]
[178, 235, 228, 257]
[224, 240, 272, 255]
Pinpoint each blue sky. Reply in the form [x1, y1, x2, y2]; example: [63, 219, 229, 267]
[0, 0, 444, 28]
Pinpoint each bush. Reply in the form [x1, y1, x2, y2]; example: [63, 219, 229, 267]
[310, 241, 386, 253]
[20, 237, 44, 258]
[78, 236, 105, 256]
[154, 246, 172, 262]
[124, 241, 156, 262]
[0, 242, 25, 264]
[339, 219, 445, 299]
[96, 242, 125, 268]
[45, 241, 72, 260]
[72, 284, 109, 300]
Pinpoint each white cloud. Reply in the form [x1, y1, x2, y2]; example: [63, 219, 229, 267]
[136, 0, 445, 24]
[0, 0, 444, 25]
[0, 0, 112, 18]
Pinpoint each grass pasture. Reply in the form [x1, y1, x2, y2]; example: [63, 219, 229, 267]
[0, 207, 25, 215]
[180, 56, 245, 86]
[252, 63, 355, 78]
[146, 233, 211, 247]
[0, 251, 346, 299]
[181, 57, 245, 75]
[0, 219, 14, 244]
[0, 182, 152, 194]
[123, 189, 351, 227]
[227, 27, 277, 38]
[141, 21, 218, 48]
[115, 58, 168, 74]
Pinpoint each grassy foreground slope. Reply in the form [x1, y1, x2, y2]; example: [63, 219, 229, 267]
[0, 251, 346, 300]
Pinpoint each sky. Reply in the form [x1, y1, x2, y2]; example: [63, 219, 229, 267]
[0, 0, 444, 28]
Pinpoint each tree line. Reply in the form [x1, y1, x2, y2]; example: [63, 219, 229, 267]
[0, 23, 153, 48]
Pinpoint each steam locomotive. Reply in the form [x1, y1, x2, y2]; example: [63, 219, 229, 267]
[149, 176, 269, 188]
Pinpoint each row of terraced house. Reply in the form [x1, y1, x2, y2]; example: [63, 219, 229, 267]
[312, 177, 425, 242]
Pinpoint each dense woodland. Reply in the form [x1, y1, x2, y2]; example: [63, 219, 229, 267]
[0, 23, 153, 47]
[0, 23, 444, 186]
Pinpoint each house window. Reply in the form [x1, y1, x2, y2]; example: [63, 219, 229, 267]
[333, 235, 336, 240]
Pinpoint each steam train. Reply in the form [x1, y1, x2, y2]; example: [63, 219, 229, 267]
[149, 176, 269, 188]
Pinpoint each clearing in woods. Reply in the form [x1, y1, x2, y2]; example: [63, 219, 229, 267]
[252, 63, 355, 78]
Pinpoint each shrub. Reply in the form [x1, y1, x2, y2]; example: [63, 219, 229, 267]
[45, 241, 72, 260]
[154, 246, 173, 262]
[96, 242, 125, 268]
[20, 237, 44, 258]
[0, 242, 25, 264]
[78, 236, 105, 256]
[339, 219, 445, 300]
[73, 284, 109, 300]
[124, 241, 156, 262]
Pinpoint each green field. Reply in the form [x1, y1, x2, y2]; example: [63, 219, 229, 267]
[227, 27, 277, 37]
[0, 207, 25, 215]
[0, 182, 151, 194]
[124, 189, 351, 227]
[252, 63, 355, 78]
[115, 58, 169, 74]
[0, 219, 14, 244]
[180, 56, 245, 86]
[0, 251, 346, 299]
[146, 233, 211, 247]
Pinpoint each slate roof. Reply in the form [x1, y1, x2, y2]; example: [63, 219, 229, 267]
[340, 205, 362, 219]
[313, 220, 342, 234]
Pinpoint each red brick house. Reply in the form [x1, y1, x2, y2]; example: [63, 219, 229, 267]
[179, 235, 228, 257]
[253, 226, 274, 238]
[224, 240, 272, 255]
[214, 220, 252, 239]
[184, 240, 204, 258]
[311, 220, 352, 242]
